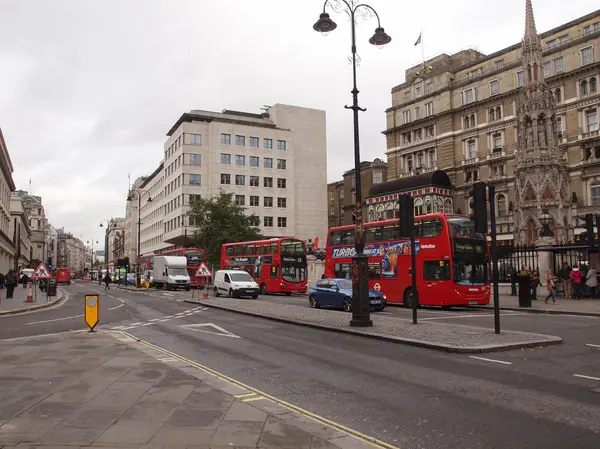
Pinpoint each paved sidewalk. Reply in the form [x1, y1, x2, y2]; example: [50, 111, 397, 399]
[0, 284, 64, 316]
[475, 294, 600, 317]
[0, 330, 376, 449]
[186, 298, 562, 353]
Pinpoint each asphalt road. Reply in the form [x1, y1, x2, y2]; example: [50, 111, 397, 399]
[1, 281, 599, 449]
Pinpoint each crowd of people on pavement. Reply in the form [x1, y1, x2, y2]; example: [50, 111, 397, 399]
[509, 262, 598, 302]
[0, 269, 20, 299]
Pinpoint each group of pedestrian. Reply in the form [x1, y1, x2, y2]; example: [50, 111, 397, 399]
[0, 270, 19, 299]
[558, 262, 597, 300]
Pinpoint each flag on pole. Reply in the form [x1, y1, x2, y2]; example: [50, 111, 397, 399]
[414, 33, 422, 46]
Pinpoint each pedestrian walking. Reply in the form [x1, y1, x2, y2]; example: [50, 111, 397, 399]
[586, 264, 598, 298]
[544, 269, 557, 304]
[530, 267, 540, 299]
[0, 272, 5, 290]
[103, 272, 111, 290]
[560, 262, 572, 299]
[5, 269, 17, 299]
[509, 267, 517, 296]
[20, 272, 30, 288]
[570, 265, 583, 299]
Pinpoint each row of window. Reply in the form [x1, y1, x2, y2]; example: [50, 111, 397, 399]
[221, 174, 287, 188]
[220, 133, 287, 151]
[233, 194, 287, 208]
[260, 216, 287, 228]
[402, 149, 437, 173]
[402, 102, 434, 124]
[220, 153, 287, 169]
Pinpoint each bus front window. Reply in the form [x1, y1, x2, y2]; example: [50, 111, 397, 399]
[282, 260, 307, 282]
[447, 216, 485, 239]
[184, 250, 204, 266]
[453, 261, 487, 286]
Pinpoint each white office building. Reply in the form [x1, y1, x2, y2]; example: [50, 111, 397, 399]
[139, 103, 328, 255]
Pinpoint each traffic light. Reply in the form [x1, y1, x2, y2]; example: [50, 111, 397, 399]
[398, 194, 415, 237]
[585, 213, 595, 249]
[469, 182, 488, 234]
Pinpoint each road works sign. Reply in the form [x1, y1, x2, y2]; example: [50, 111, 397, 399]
[31, 263, 51, 279]
[195, 262, 212, 277]
[84, 294, 100, 331]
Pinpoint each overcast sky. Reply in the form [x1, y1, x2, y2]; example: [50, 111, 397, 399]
[0, 0, 595, 247]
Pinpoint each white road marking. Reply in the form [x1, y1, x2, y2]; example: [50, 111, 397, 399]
[469, 356, 513, 365]
[420, 313, 528, 321]
[158, 319, 170, 322]
[108, 304, 124, 311]
[556, 314, 599, 319]
[130, 322, 143, 326]
[585, 343, 600, 349]
[574, 374, 600, 382]
[141, 323, 153, 326]
[149, 318, 162, 322]
[27, 314, 83, 325]
[180, 323, 241, 338]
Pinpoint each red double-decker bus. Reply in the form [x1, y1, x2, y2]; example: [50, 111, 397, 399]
[139, 248, 206, 287]
[325, 213, 490, 308]
[221, 238, 308, 295]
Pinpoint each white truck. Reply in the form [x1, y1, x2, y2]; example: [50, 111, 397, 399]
[152, 256, 191, 291]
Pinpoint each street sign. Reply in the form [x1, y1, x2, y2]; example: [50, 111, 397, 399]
[85, 294, 100, 331]
[195, 262, 212, 277]
[31, 263, 51, 279]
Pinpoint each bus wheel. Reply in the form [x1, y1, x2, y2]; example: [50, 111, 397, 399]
[260, 284, 267, 295]
[214, 287, 220, 297]
[442, 305, 452, 310]
[284, 292, 292, 296]
[343, 298, 352, 312]
[403, 288, 413, 308]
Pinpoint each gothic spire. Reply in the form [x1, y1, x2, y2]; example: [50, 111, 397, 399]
[524, 0, 538, 42]
[521, 0, 543, 85]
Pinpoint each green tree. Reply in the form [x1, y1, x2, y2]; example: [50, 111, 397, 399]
[188, 190, 263, 268]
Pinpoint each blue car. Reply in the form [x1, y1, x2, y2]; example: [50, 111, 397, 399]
[308, 278, 387, 312]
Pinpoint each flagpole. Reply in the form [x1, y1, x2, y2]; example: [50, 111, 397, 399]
[421, 29, 425, 69]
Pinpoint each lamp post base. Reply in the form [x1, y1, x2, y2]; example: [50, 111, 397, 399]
[350, 254, 372, 327]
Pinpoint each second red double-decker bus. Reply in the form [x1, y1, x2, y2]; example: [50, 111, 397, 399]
[325, 213, 490, 308]
[139, 248, 206, 287]
[221, 238, 308, 295]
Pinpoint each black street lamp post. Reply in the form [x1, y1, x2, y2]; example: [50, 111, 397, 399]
[86, 239, 98, 274]
[127, 189, 152, 288]
[313, 0, 391, 327]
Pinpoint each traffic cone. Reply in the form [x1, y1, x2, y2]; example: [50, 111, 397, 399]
[26, 283, 33, 302]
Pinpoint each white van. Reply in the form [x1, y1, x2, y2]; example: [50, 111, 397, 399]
[214, 270, 259, 299]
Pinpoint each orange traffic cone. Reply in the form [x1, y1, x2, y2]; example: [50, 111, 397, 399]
[26, 283, 33, 302]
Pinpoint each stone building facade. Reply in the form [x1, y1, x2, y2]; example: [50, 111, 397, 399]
[383, 2, 600, 243]
[326, 159, 387, 227]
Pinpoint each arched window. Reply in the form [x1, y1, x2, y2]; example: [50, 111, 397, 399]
[385, 204, 395, 219]
[496, 106, 502, 120]
[581, 79, 588, 95]
[554, 88, 562, 103]
[464, 116, 470, 129]
[436, 197, 444, 213]
[489, 108, 496, 121]
[425, 199, 432, 214]
[591, 180, 600, 206]
[525, 218, 538, 244]
[414, 199, 424, 216]
[444, 199, 453, 214]
[470, 114, 476, 127]
[591, 77, 598, 94]
[497, 194, 507, 217]
[368, 209, 375, 222]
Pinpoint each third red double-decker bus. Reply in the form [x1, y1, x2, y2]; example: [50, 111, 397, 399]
[161, 248, 206, 287]
[221, 238, 308, 295]
[139, 248, 206, 287]
[325, 213, 490, 308]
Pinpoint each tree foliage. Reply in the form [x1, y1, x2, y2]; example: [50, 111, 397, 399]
[188, 190, 263, 268]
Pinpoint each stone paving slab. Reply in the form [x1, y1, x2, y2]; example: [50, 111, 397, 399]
[186, 298, 562, 353]
[473, 294, 600, 317]
[0, 285, 65, 316]
[0, 331, 386, 449]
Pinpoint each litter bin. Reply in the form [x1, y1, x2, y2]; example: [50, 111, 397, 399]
[517, 270, 532, 307]
[47, 279, 57, 297]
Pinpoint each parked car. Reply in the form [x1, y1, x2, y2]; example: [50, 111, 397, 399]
[308, 278, 387, 312]
[214, 270, 259, 299]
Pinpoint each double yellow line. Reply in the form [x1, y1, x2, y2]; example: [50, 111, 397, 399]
[111, 330, 400, 449]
